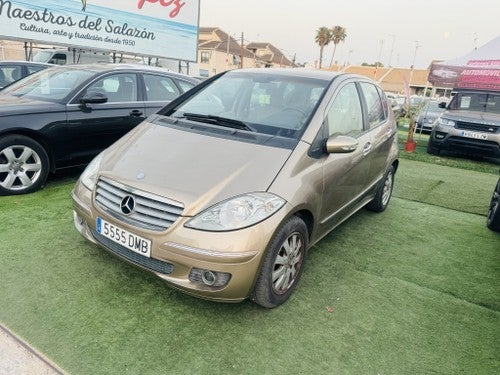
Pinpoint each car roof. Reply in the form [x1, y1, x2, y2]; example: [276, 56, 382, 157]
[0, 60, 52, 67]
[224, 68, 345, 82]
[44, 63, 198, 82]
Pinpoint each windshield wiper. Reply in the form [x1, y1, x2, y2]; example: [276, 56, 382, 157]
[181, 113, 256, 132]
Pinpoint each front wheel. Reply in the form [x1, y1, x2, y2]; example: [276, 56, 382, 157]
[486, 180, 500, 232]
[427, 136, 440, 155]
[0, 135, 50, 196]
[366, 166, 395, 213]
[251, 216, 309, 308]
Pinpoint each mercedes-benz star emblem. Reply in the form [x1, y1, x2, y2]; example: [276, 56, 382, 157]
[120, 195, 135, 215]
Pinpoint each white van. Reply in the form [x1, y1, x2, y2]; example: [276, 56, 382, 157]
[33, 49, 110, 65]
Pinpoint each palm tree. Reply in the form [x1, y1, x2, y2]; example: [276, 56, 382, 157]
[315, 27, 332, 69]
[329, 26, 347, 67]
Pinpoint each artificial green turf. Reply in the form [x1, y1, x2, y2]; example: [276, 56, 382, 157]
[0, 161, 499, 374]
[394, 159, 498, 215]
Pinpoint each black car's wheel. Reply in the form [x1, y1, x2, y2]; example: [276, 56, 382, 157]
[366, 166, 395, 213]
[0, 135, 50, 195]
[251, 216, 308, 308]
[427, 136, 440, 155]
[487, 180, 500, 232]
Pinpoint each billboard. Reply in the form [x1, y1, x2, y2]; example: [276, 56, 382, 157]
[0, 0, 200, 61]
[429, 60, 500, 91]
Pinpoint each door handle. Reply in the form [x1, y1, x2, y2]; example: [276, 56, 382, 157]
[129, 109, 143, 117]
[363, 143, 372, 156]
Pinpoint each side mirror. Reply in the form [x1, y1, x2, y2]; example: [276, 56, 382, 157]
[80, 92, 108, 105]
[438, 101, 447, 108]
[325, 135, 359, 154]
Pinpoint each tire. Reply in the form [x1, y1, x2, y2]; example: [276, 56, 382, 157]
[0, 135, 50, 195]
[366, 165, 395, 213]
[486, 180, 500, 232]
[251, 216, 309, 308]
[427, 136, 440, 155]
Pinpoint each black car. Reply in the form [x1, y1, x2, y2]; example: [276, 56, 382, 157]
[0, 61, 52, 89]
[0, 63, 199, 195]
[415, 100, 445, 134]
[487, 178, 500, 232]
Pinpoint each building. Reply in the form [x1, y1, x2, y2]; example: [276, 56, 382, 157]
[197, 27, 257, 77]
[246, 42, 294, 68]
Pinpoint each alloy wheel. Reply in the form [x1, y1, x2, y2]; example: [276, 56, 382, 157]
[272, 231, 304, 295]
[0, 145, 43, 191]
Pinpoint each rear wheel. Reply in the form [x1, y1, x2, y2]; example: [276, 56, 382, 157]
[487, 180, 500, 232]
[251, 216, 308, 308]
[0, 135, 49, 195]
[427, 136, 440, 155]
[366, 166, 394, 213]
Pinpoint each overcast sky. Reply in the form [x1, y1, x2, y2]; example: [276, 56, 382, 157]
[199, 0, 500, 69]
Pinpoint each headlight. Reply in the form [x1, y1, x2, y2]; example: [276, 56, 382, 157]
[185, 192, 286, 231]
[437, 117, 455, 127]
[80, 152, 103, 191]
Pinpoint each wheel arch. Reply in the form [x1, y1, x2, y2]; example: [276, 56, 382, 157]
[0, 129, 56, 173]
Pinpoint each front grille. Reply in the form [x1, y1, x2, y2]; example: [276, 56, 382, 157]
[456, 121, 499, 133]
[95, 177, 184, 231]
[91, 228, 174, 274]
[448, 136, 500, 156]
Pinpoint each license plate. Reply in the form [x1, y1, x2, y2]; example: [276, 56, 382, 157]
[97, 218, 151, 257]
[460, 131, 488, 140]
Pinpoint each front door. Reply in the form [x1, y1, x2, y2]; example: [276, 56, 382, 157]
[319, 81, 372, 232]
[65, 72, 145, 166]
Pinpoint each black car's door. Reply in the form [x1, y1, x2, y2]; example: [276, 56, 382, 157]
[65, 72, 145, 166]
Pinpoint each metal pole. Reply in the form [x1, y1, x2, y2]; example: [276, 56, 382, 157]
[240, 32, 244, 69]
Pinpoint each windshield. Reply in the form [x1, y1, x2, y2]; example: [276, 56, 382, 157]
[425, 101, 443, 112]
[167, 71, 329, 139]
[0, 67, 95, 101]
[32, 51, 53, 63]
[448, 92, 500, 114]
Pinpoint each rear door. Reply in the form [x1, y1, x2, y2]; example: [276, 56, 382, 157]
[142, 74, 195, 116]
[358, 82, 395, 189]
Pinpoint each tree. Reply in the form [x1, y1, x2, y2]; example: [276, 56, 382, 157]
[328, 26, 347, 67]
[315, 27, 332, 69]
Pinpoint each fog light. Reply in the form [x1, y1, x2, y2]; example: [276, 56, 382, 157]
[202, 270, 216, 286]
[189, 268, 232, 288]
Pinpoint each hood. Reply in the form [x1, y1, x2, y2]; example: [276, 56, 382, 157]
[99, 121, 293, 216]
[442, 109, 500, 126]
[0, 94, 61, 117]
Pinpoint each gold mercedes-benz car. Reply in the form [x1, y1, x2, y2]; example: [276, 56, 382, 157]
[72, 68, 399, 308]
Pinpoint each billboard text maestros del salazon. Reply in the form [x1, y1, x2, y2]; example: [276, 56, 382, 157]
[0, 0, 200, 61]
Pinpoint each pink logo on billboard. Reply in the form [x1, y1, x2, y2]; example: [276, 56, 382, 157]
[467, 60, 500, 68]
[137, 0, 186, 18]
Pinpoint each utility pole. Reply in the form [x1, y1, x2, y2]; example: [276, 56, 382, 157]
[374, 39, 384, 80]
[409, 41, 421, 88]
[388, 34, 395, 67]
[240, 32, 244, 69]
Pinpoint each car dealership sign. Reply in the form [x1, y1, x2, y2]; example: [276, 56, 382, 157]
[0, 0, 200, 61]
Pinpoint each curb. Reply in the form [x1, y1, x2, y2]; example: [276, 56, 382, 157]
[0, 323, 66, 375]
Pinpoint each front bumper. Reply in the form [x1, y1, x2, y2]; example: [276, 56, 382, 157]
[72, 181, 289, 303]
[430, 124, 500, 158]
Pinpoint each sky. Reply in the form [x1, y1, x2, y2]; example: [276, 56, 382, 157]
[199, 0, 500, 69]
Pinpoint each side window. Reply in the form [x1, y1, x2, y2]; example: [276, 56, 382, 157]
[49, 54, 67, 65]
[176, 80, 195, 93]
[143, 74, 180, 101]
[360, 82, 386, 128]
[86, 73, 137, 102]
[0, 66, 21, 86]
[326, 83, 364, 137]
[376, 86, 389, 118]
